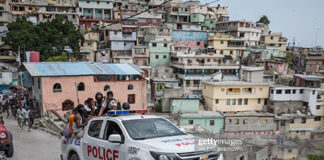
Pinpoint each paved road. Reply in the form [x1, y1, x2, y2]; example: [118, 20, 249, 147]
[4, 116, 61, 160]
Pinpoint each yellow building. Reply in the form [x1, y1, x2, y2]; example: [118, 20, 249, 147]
[208, 32, 246, 60]
[276, 114, 324, 140]
[202, 80, 269, 112]
[79, 31, 99, 62]
[262, 32, 287, 57]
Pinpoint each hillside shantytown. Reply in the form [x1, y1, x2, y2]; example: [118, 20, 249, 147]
[0, 0, 323, 159]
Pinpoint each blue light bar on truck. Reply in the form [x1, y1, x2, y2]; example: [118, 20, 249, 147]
[107, 109, 149, 116]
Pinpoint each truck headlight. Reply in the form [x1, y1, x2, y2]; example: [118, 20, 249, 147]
[150, 151, 180, 160]
[0, 132, 6, 139]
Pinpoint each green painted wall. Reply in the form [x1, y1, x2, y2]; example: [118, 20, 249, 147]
[202, 19, 218, 31]
[149, 41, 172, 67]
[190, 14, 205, 23]
[170, 99, 199, 114]
[180, 117, 224, 133]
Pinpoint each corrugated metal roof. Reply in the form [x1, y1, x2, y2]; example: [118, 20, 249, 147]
[23, 62, 143, 77]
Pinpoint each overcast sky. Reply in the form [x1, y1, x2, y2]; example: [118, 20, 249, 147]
[204, 0, 324, 48]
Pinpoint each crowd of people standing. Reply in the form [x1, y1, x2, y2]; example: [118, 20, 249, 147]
[0, 88, 36, 132]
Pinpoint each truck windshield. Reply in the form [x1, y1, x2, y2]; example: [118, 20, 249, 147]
[122, 118, 185, 140]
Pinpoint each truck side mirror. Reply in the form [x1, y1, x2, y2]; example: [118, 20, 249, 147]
[108, 134, 122, 143]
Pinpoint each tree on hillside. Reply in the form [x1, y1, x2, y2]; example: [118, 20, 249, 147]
[5, 16, 84, 61]
[257, 15, 270, 25]
[45, 52, 69, 62]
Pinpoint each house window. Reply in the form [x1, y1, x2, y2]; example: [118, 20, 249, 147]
[258, 98, 261, 104]
[197, 42, 200, 45]
[292, 89, 296, 94]
[317, 105, 320, 110]
[220, 41, 224, 44]
[264, 119, 268, 124]
[163, 55, 167, 59]
[232, 99, 236, 105]
[53, 83, 62, 92]
[104, 85, 110, 91]
[313, 90, 316, 95]
[215, 99, 219, 104]
[220, 50, 223, 54]
[88, 42, 92, 46]
[276, 90, 282, 94]
[152, 43, 157, 47]
[97, 1, 100, 4]
[287, 149, 292, 153]
[280, 121, 285, 126]
[128, 94, 135, 104]
[300, 89, 304, 94]
[0, 73, 2, 78]
[86, 1, 89, 3]
[270, 36, 273, 40]
[314, 116, 321, 121]
[271, 89, 274, 94]
[226, 99, 230, 105]
[301, 118, 306, 123]
[77, 82, 85, 91]
[243, 119, 248, 124]
[210, 120, 214, 126]
[155, 55, 159, 59]
[285, 90, 291, 94]
[221, 88, 225, 92]
[230, 50, 233, 55]
[238, 99, 242, 105]
[244, 99, 248, 105]
[186, 80, 190, 87]
[124, 43, 127, 46]
[234, 119, 239, 125]
[164, 43, 167, 47]
[240, 156, 244, 160]
[189, 120, 193, 124]
[128, 84, 133, 90]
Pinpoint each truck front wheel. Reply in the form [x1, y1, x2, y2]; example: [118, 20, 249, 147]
[69, 152, 79, 160]
[5, 143, 14, 157]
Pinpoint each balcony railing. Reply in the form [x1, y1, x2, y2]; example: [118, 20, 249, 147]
[171, 62, 239, 67]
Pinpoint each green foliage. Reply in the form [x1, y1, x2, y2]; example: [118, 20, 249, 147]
[307, 154, 324, 160]
[257, 15, 270, 25]
[5, 16, 84, 61]
[45, 52, 69, 62]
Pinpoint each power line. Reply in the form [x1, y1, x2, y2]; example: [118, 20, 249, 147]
[99, 0, 221, 29]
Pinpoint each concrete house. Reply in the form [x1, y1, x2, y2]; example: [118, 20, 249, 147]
[224, 111, 275, 136]
[202, 67, 270, 112]
[215, 20, 262, 46]
[208, 32, 246, 61]
[104, 30, 137, 63]
[23, 62, 147, 115]
[178, 111, 224, 134]
[149, 40, 172, 67]
[78, 0, 114, 27]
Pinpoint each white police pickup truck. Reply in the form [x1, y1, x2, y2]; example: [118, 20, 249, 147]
[61, 109, 223, 160]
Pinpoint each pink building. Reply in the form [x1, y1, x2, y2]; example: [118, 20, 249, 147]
[265, 60, 288, 75]
[23, 62, 147, 115]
